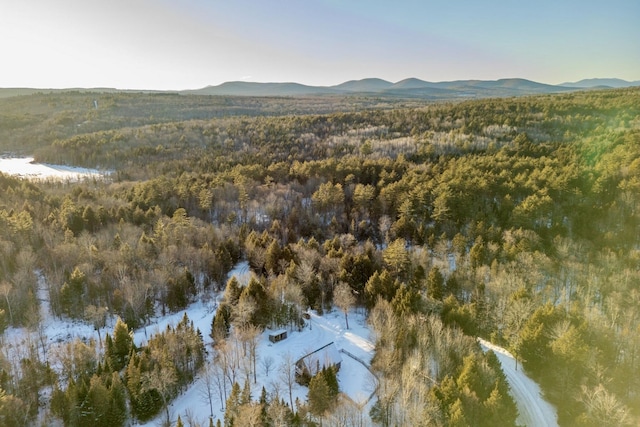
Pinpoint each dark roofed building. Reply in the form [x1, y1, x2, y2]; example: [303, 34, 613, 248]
[295, 342, 342, 380]
[268, 329, 288, 343]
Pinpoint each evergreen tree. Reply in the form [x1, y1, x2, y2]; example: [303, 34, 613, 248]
[319, 367, 339, 399]
[241, 379, 252, 405]
[211, 304, 231, 342]
[224, 382, 241, 427]
[391, 285, 421, 316]
[60, 266, 86, 318]
[108, 317, 133, 371]
[107, 372, 128, 427]
[81, 375, 110, 427]
[223, 277, 242, 306]
[427, 267, 445, 300]
[259, 386, 269, 425]
[448, 398, 469, 427]
[308, 373, 332, 422]
[265, 239, 282, 274]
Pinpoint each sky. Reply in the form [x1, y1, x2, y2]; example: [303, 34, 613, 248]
[1, 0, 639, 90]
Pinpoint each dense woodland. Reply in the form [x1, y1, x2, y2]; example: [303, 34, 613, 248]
[0, 87, 639, 426]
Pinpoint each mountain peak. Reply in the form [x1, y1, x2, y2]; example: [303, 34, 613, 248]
[560, 78, 640, 88]
[331, 78, 393, 92]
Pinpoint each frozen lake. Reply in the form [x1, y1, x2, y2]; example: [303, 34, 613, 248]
[0, 156, 108, 180]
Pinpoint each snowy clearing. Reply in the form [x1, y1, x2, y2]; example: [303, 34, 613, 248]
[133, 308, 377, 426]
[479, 338, 559, 427]
[0, 156, 109, 180]
[132, 263, 377, 426]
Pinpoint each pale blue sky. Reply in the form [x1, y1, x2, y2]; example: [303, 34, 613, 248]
[1, 0, 638, 89]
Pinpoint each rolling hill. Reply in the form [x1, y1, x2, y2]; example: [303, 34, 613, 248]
[2, 77, 638, 100]
[179, 77, 575, 98]
[560, 78, 640, 88]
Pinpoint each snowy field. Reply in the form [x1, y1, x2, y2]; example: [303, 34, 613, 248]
[479, 338, 559, 427]
[0, 156, 108, 180]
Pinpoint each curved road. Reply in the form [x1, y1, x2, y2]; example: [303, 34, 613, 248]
[479, 338, 559, 427]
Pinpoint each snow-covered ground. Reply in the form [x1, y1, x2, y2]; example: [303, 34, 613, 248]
[0, 156, 109, 180]
[2, 261, 376, 426]
[2, 261, 557, 427]
[133, 307, 377, 426]
[131, 261, 377, 426]
[479, 338, 559, 427]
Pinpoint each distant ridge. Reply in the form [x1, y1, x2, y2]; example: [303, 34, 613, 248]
[182, 81, 342, 97]
[2, 77, 638, 99]
[560, 78, 640, 88]
[181, 77, 581, 98]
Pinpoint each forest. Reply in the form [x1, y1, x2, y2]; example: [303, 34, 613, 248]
[0, 87, 639, 426]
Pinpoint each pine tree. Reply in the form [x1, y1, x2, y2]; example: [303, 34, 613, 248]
[265, 239, 282, 274]
[259, 386, 269, 425]
[481, 384, 517, 427]
[308, 373, 331, 421]
[107, 372, 127, 427]
[241, 379, 252, 405]
[60, 266, 86, 318]
[320, 367, 339, 399]
[448, 398, 469, 427]
[223, 277, 242, 306]
[211, 304, 231, 342]
[224, 382, 241, 427]
[110, 317, 133, 371]
[427, 267, 445, 300]
[383, 238, 411, 280]
[50, 385, 72, 426]
[82, 375, 110, 427]
[391, 285, 421, 316]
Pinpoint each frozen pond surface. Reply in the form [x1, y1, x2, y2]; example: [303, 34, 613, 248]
[0, 156, 108, 180]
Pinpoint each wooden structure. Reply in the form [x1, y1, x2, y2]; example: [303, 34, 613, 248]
[268, 329, 288, 343]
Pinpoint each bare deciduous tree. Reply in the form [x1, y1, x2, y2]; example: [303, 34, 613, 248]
[84, 304, 108, 349]
[261, 355, 274, 377]
[199, 362, 217, 418]
[334, 282, 356, 329]
[279, 351, 296, 410]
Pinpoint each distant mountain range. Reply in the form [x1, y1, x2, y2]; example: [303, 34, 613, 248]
[180, 77, 640, 99]
[560, 78, 640, 89]
[2, 78, 639, 99]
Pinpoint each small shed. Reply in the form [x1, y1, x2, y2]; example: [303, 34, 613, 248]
[268, 329, 288, 343]
[295, 342, 342, 380]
